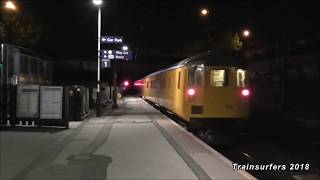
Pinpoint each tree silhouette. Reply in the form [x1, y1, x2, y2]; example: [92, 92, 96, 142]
[182, 31, 244, 56]
[0, 10, 44, 48]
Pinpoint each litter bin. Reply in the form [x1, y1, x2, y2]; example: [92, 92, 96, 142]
[64, 86, 89, 121]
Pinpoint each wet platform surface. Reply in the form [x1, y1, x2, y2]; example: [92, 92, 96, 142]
[0, 97, 255, 180]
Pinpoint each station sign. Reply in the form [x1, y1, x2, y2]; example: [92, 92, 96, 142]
[101, 59, 111, 68]
[101, 50, 133, 61]
[101, 36, 123, 44]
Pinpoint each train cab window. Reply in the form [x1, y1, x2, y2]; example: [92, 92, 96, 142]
[211, 69, 228, 87]
[189, 65, 204, 87]
[195, 65, 204, 86]
[236, 69, 246, 87]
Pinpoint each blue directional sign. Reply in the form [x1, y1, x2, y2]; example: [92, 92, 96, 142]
[101, 36, 123, 44]
[101, 50, 133, 61]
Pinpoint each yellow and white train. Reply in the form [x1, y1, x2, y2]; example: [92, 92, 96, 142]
[136, 50, 250, 133]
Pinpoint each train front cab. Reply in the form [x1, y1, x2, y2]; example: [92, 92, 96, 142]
[186, 65, 250, 131]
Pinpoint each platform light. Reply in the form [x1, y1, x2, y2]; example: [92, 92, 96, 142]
[5, 1, 17, 11]
[201, 8, 209, 16]
[243, 29, 250, 37]
[92, 0, 102, 6]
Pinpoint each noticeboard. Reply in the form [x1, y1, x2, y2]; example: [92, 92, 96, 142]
[40, 86, 63, 120]
[16, 85, 40, 118]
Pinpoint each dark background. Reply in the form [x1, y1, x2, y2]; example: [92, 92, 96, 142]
[1, 0, 319, 83]
[2, 0, 318, 60]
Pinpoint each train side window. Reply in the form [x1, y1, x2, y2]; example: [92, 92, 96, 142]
[211, 69, 228, 87]
[8, 54, 14, 77]
[236, 69, 246, 87]
[178, 71, 181, 89]
[40, 61, 45, 76]
[31, 58, 38, 75]
[20, 55, 29, 74]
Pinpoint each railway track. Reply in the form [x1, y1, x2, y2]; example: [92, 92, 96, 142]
[146, 99, 320, 180]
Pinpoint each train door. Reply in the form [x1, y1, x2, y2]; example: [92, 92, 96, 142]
[187, 64, 205, 119]
[203, 67, 249, 118]
[203, 67, 232, 117]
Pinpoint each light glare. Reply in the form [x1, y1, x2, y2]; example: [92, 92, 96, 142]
[201, 8, 208, 16]
[243, 30, 250, 37]
[5, 1, 16, 10]
[122, 45, 129, 51]
[188, 88, 195, 96]
[92, 0, 103, 5]
[242, 89, 250, 96]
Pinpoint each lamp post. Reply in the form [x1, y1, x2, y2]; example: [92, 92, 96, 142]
[93, 0, 102, 117]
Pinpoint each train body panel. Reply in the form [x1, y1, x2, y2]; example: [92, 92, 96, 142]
[138, 50, 250, 127]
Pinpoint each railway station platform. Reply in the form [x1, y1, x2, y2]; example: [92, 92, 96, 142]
[0, 96, 255, 180]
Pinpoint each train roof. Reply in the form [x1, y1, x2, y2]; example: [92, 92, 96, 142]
[145, 50, 246, 78]
[3, 43, 52, 60]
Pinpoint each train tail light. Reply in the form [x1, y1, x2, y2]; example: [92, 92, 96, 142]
[134, 83, 143, 87]
[241, 88, 250, 97]
[134, 80, 144, 87]
[124, 81, 129, 87]
[188, 88, 196, 96]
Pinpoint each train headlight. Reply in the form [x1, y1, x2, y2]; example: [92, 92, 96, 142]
[188, 88, 196, 96]
[241, 89, 250, 97]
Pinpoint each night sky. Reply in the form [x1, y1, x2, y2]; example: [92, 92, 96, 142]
[3, 0, 319, 61]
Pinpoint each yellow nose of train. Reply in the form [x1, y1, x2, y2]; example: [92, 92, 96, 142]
[138, 50, 250, 131]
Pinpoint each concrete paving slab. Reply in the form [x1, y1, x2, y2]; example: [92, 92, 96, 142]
[0, 96, 255, 180]
[94, 115, 198, 180]
[0, 130, 66, 179]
